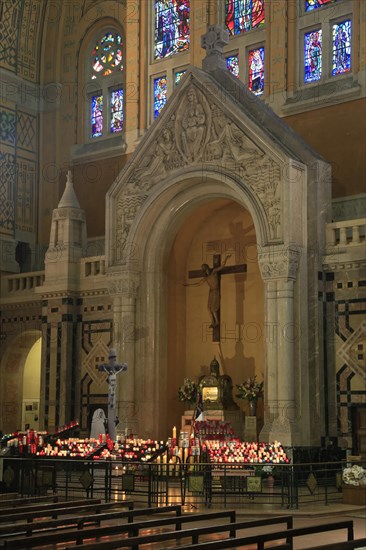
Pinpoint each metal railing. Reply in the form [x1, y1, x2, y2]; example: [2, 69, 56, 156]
[0, 457, 355, 510]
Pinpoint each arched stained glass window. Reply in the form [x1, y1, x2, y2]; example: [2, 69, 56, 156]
[332, 20, 351, 75]
[154, 0, 190, 59]
[226, 55, 239, 78]
[110, 89, 124, 133]
[248, 47, 264, 95]
[226, 0, 265, 36]
[305, 0, 337, 12]
[88, 29, 125, 139]
[91, 95, 103, 137]
[91, 32, 123, 79]
[304, 29, 322, 82]
[154, 76, 168, 118]
[175, 70, 187, 86]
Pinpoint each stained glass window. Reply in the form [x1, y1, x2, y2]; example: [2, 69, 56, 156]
[154, 76, 167, 118]
[305, 0, 336, 12]
[91, 95, 103, 137]
[304, 30, 322, 82]
[226, 0, 265, 36]
[110, 89, 124, 133]
[91, 33, 123, 79]
[154, 0, 190, 59]
[332, 20, 351, 76]
[248, 47, 264, 95]
[175, 70, 187, 85]
[226, 55, 239, 78]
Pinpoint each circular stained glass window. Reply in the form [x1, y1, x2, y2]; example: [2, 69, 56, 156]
[91, 32, 123, 79]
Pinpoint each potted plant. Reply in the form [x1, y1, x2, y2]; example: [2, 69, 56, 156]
[254, 464, 275, 487]
[236, 376, 264, 415]
[342, 464, 366, 505]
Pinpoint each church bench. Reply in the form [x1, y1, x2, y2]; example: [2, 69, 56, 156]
[0, 495, 18, 502]
[65, 514, 294, 550]
[0, 504, 180, 540]
[3, 509, 236, 548]
[167, 519, 355, 550]
[305, 539, 366, 550]
[0, 497, 101, 517]
[0, 499, 134, 525]
[0, 495, 58, 508]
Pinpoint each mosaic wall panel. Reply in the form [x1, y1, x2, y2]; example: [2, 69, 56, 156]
[334, 290, 366, 438]
[81, 320, 113, 383]
[80, 319, 113, 431]
[16, 157, 36, 233]
[0, 0, 46, 81]
[0, 106, 38, 237]
[17, 111, 36, 152]
[0, 108, 16, 145]
[323, 266, 366, 446]
[0, 151, 15, 235]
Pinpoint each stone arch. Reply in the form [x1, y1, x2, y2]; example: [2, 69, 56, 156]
[125, 169, 271, 271]
[114, 171, 269, 439]
[0, 330, 42, 433]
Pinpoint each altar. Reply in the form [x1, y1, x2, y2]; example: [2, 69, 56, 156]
[181, 358, 244, 438]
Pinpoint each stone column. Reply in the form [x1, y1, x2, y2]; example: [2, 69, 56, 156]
[107, 270, 140, 435]
[263, 280, 279, 426]
[258, 245, 300, 446]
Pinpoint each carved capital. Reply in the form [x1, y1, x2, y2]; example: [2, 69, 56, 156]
[258, 245, 300, 281]
[106, 271, 140, 298]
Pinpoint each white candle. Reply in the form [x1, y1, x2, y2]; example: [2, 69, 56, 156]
[173, 426, 176, 439]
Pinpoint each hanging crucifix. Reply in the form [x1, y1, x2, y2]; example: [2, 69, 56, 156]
[184, 254, 247, 342]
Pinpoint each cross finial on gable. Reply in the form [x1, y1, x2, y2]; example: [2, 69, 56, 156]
[201, 25, 229, 72]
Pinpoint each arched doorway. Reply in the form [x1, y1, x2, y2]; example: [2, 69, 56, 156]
[22, 337, 42, 431]
[0, 331, 42, 433]
[118, 171, 268, 440]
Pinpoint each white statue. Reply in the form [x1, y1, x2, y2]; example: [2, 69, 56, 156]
[90, 408, 107, 440]
[96, 348, 128, 441]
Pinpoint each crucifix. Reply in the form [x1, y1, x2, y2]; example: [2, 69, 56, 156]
[184, 254, 247, 342]
[96, 348, 128, 441]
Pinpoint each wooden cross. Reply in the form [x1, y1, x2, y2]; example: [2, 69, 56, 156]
[188, 254, 247, 342]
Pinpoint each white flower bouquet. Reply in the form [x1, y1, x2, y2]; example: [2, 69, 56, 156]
[342, 464, 366, 486]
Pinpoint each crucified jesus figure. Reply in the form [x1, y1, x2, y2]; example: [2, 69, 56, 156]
[184, 255, 231, 328]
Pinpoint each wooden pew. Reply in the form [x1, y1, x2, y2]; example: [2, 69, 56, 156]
[0, 500, 134, 525]
[3, 510, 236, 549]
[166, 519, 355, 550]
[308, 539, 366, 550]
[65, 515, 294, 550]
[0, 495, 17, 503]
[0, 504, 180, 540]
[0, 498, 100, 517]
[0, 496, 58, 508]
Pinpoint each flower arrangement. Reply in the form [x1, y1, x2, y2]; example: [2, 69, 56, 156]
[236, 376, 264, 401]
[178, 378, 197, 403]
[254, 464, 274, 478]
[342, 465, 366, 486]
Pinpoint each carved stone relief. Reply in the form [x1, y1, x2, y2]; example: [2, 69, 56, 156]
[113, 80, 284, 264]
[175, 85, 211, 163]
[115, 195, 147, 263]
